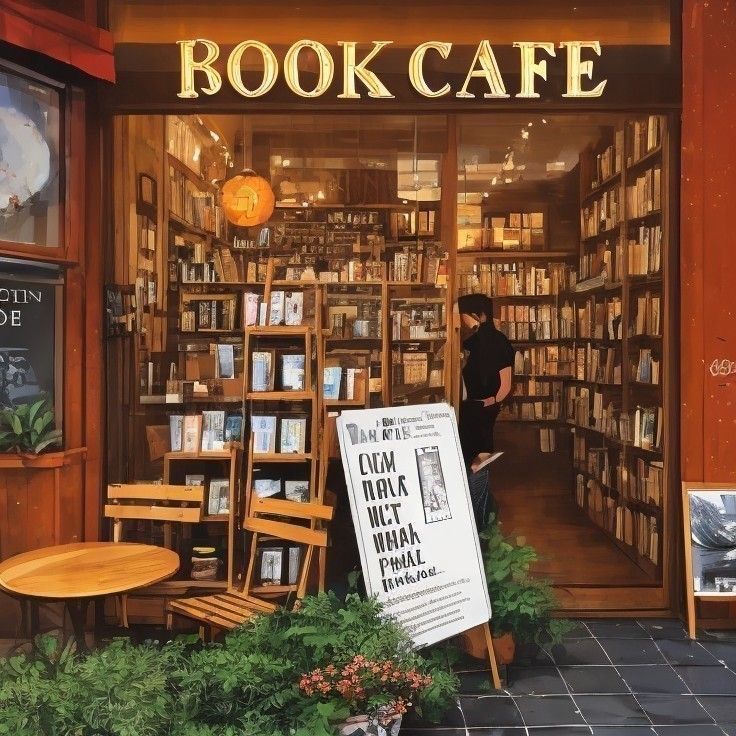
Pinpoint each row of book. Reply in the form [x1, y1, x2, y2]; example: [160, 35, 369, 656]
[323, 366, 366, 401]
[511, 379, 563, 399]
[627, 224, 662, 276]
[498, 399, 560, 422]
[626, 116, 662, 167]
[181, 296, 237, 333]
[167, 117, 203, 175]
[633, 348, 661, 385]
[578, 240, 624, 282]
[574, 344, 622, 385]
[499, 304, 559, 342]
[513, 346, 574, 377]
[243, 290, 314, 328]
[576, 296, 623, 340]
[391, 350, 442, 386]
[169, 166, 225, 236]
[581, 188, 620, 238]
[626, 166, 662, 219]
[251, 351, 306, 393]
[391, 304, 445, 341]
[590, 129, 624, 189]
[631, 291, 662, 337]
[169, 411, 243, 454]
[565, 386, 621, 437]
[615, 457, 664, 508]
[387, 251, 442, 284]
[461, 262, 576, 297]
[251, 414, 308, 454]
[483, 212, 545, 249]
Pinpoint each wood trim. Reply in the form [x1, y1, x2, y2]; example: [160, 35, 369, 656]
[251, 496, 335, 521]
[245, 517, 328, 547]
[107, 484, 205, 502]
[0, 447, 86, 469]
[104, 504, 203, 523]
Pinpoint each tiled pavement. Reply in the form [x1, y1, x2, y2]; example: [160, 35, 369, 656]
[405, 619, 736, 735]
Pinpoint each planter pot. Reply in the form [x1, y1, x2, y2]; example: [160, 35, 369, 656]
[336, 710, 403, 736]
[492, 631, 516, 665]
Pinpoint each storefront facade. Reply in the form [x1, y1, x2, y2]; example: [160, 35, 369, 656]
[1, 0, 735, 630]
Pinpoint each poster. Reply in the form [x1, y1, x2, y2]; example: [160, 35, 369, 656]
[337, 402, 491, 648]
[688, 490, 736, 594]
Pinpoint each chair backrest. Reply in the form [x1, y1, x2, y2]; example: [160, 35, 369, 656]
[105, 483, 205, 528]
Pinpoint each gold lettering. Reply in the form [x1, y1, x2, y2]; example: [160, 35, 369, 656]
[284, 40, 334, 98]
[177, 39, 222, 98]
[227, 40, 279, 98]
[409, 42, 452, 98]
[513, 42, 555, 98]
[337, 41, 394, 99]
[456, 40, 509, 99]
[560, 41, 607, 98]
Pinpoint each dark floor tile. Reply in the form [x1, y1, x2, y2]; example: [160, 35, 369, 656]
[592, 729, 656, 736]
[461, 696, 524, 728]
[720, 726, 736, 736]
[673, 665, 736, 695]
[513, 642, 554, 666]
[563, 621, 595, 639]
[655, 727, 729, 735]
[697, 696, 736, 722]
[402, 730, 468, 736]
[574, 694, 649, 726]
[655, 640, 719, 666]
[636, 694, 714, 725]
[598, 639, 668, 665]
[527, 730, 593, 735]
[458, 669, 499, 695]
[513, 695, 586, 727]
[404, 701, 465, 728]
[560, 665, 629, 694]
[404, 731, 524, 736]
[550, 638, 610, 665]
[618, 665, 688, 694]
[506, 665, 567, 695]
[586, 620, 650, 639]
[639, 619, 689, 640]
[698, 641, 736, 667]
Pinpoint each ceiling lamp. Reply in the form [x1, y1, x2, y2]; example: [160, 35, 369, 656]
[221, 167, 275, 227]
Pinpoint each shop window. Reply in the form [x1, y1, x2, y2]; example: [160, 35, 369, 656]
[0, 66, 62, 248]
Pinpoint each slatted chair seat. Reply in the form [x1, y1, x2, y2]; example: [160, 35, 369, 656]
[167, 592, 277, 630]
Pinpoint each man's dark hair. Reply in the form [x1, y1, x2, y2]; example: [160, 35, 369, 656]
[458, 293, 494, 318]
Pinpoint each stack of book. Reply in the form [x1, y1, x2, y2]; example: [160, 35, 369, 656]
[628, 224, 662, 275]
[513, 346, 574, 377]
[626, 167, 662, 218]
[630, 291, 662, 337]
[499, 304, 558, 342]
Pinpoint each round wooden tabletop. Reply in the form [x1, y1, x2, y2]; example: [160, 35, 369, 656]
[0, 543, 180, 599]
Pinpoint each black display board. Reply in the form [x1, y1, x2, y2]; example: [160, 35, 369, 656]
[0, 258, 61, 410]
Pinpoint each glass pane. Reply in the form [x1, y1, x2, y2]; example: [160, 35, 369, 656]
[0, 69, 61, 247]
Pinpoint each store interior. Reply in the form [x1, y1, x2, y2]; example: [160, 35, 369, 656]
[106, 111, 668, 614]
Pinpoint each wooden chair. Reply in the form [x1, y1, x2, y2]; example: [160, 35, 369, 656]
[104, 483, 206, 626]
[166, 498, 334, 639]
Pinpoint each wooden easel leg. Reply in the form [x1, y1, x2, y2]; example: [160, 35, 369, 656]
[482, 622, 502, 690]
[687, 591, 697, 639]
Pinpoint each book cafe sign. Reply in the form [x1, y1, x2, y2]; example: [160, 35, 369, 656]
[177, 39, 608, 100]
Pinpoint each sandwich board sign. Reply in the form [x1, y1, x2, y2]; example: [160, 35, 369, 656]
[337, 402, 491, 648]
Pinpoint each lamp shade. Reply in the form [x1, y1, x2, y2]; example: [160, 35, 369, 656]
[221, 169, 275, 227]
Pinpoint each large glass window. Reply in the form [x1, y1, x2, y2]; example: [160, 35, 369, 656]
[0, 67, 61, 248]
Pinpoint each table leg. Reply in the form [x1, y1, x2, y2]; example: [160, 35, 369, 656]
[20, 599, 40, 640]
[66, 599, 90, 651]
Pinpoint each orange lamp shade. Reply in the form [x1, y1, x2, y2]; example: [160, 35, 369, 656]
[221, 169, 275, 227]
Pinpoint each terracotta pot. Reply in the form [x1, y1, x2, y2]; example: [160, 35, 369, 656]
[336, 709, 403, 736]
[492, 631, 516, 664]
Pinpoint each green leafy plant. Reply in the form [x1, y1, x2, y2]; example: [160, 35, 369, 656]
[481, 515, 573, 647]
[0, 594, 458, 736]
[0, 399, 61, 454]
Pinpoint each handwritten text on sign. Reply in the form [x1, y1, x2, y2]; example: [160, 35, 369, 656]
[338, 403, 491, 648]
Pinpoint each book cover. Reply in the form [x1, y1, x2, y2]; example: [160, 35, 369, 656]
[251, 351, 274, 392]
[207, 478, 230, 515]
[260, 547, 283, 585]
[201, 410, 225, 452]
[217, 344, 235, 379]
[253, 478, 281, 498]
[252, 415, 277, 454]
[269, 290, 286, 325]
[169, 414, 183, 452]
[279, 416, 307, 454]
[284, 291, 304, 326]
[281, 354, 306, 391]
[285, 480, 309, 503]
[182, 415, 202, 453]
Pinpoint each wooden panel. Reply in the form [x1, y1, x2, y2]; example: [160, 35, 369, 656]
[246, 517, 327, 547]
[58, 463, 84, 545]
[26, 469, 56, 552]
[0, 471, 28, 559]
[103, 504, 203, 523]
[107, 484, 205, 502]
[251, 497, 334, 521]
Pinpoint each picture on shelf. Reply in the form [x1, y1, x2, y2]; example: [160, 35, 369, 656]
[185, 474, 205, 487]
[284, 291, 304, 325]
[253, 478, 281, 498]
[207, 478, 230, 515]
[688, 492, 736, 594]
[288, 546, 301, 585]
[182, 415, 201, 453]
[285, 480, 310, 503]
[280, 416, 307, 454]
[281, 354, 306, 391]
[260, 547, 283, 586]
[251, 350, 275, 392]
[201, 410, 225, 452]
[323, 366, 342, 400]
[224, 413, 243, 444]
[169, 414, 184, 452]
[216, 344, 235, 379]
[252, 415, 277, 454]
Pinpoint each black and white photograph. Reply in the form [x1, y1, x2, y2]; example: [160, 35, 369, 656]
[689, 491, 736, 594]
[415, 445, 452, 524]
[259, 547, 283, 586]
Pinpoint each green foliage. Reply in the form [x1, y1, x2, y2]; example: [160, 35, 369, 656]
[0, 593, 458, 736]
[481, 515, 573, 647]
[0, 399, 61, 454]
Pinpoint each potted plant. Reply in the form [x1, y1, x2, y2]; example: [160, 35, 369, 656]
[0, 399, 61, 459]
[478, 515, 572, 663]
[299, 654, 433, 736]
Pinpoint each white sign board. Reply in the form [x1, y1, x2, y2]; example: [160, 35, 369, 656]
[337, 402, 491, 648]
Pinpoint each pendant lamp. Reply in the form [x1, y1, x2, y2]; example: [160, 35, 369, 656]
[221, 167, 275, 227]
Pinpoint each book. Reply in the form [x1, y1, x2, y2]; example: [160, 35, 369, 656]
[323, 366, 342, 399]
[284, 291, 304, 325]
[216, 344, 235, 379]
[207, 478, 230, 515]
[182, 415, 201, 453]
[288, 547, 301, 585]
[251, 350, 275, 392]
[252, 415, 277, 454]
[253, 478, 281, 498]
[269, 291, 286, 325]
[224, 413, 243, 444]
[281, 354, 306, 391]
[260, 547, 283, 585]
[285, 480, 309, 503]
[279, 416, 307, 454]
[243, 292, 260, 326]
[201, 410, 225, 452]
[169, 415, 183, 452]
[185, 474, 205, 487]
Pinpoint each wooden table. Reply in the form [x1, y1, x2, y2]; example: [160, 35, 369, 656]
[0, 542, 179, 646]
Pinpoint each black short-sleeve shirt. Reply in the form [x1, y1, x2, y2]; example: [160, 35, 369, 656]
[462, 322, 514, 400]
